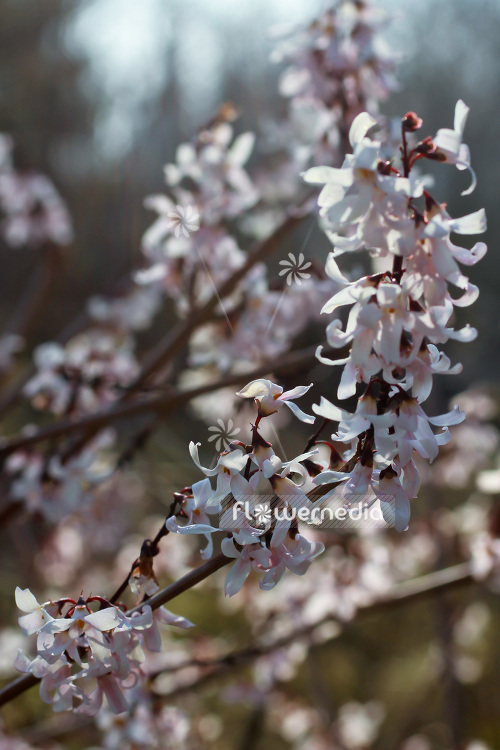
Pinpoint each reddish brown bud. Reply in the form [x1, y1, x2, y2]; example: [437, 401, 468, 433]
[414, 136, 436, 155]
[377, 160, 393, 175]
[402, 111, 423, 131]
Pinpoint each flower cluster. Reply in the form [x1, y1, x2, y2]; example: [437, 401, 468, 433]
[0, 134, 73, 249]
[24, 334, 139, 417]
[302, 102, 486, 530]
[262, 0, 398, 204]
[14, 586, 192, 715]
[166, 378, 328, 595]
[132, 4, 397, 423]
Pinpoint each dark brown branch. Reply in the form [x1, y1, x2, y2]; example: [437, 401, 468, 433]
[130, 207, 308, 393]
[0, 344, 320, 460]
[150, 562, 477, 698]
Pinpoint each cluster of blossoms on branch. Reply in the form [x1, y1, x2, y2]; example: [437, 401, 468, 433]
[1, 1, 399, 524]
[0, 134, 73, 250]
[302, 103, 486, 531]
[0, 2, 498, 746]
[14, 582, 193, 716]
[167, 378, 326, 596]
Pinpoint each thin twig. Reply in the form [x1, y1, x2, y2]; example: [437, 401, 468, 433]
[0, 344, 321, 460]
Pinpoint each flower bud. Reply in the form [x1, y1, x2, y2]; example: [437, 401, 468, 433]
[402, 111, 423, 131]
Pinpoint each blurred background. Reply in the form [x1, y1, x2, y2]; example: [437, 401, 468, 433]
[1, 0, 499, 391]
[1, 1, 500, 748]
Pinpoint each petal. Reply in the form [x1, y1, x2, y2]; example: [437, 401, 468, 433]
[349, 112, 377, 147]
[280, 383, 313, 401]
[99, 674, 129, 715]
[426, 405, 465, 427]
[302, 166, 354, 187]
[85, 607, 121, 632]
[224, 558, 250, 597]
[283, 400, 315, 424]
[15, 587, 40, 614]
[312, 396, 345, 422]
[449, 208, 487, 236]
[454, 99, 469, 136]
[189, 442, 217, 477]
[236, 379, 277, 399]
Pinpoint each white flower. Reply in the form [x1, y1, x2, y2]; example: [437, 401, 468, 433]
[221, 538, 272, 597]
[166, 478, 220, 559]
[236, 378, 315, 423]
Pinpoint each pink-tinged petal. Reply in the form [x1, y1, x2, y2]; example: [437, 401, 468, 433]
[221, 536, 240, 559]
[14, 650, 32, 673]
[449, 208, 486, 235]
[324, 254, 350, 285]
[378, 477, 410, 533]
[156, 606, 195, 629]
[274, 476, 310, 511]
[18, 611, 43, 636]
[230, 473, 255, 504]
[219, 450, 248, 473]
[224, 558, 250, 597]
[313, 469, 349, 485]
[128, 606, 154, 630]
[326, 319, 353, 347]
[39, 615, 72, 634]
[15, 587, 40, 613]
[454, 99, 469, 135]
[302, 165, 354, 187]
[434, 127, 461, 155]
[338, 359, 357, 400]
[99, 674, 129, 714]
[270, 520, 290, 548]
[451, 283, 479, 308]
[452, 241, 487, 267]
[200, 534, 214, 560]
[168, 522, 218, 535]
[426, 405, 465, 427]
[315, 345, 345, 366]
[401, 461, 420, 499]
[142, 620, 162, 653]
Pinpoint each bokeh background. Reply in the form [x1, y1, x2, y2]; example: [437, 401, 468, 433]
[1, 1, 500, 748]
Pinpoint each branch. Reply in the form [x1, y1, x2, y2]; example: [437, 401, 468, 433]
[0, 344, 320, 460]
[149, 562, 478, 698]
[2, 244, 62, 342]
[130, 207, 308, 393]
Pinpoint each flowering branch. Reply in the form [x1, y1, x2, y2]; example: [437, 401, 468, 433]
[0, 343, 322, 460]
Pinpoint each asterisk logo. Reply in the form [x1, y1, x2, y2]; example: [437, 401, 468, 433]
[253, 503, 272, 526]
[278, 252, 312, 286]
[166, 204, 200, 238]
[207, 419, 241, 452]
